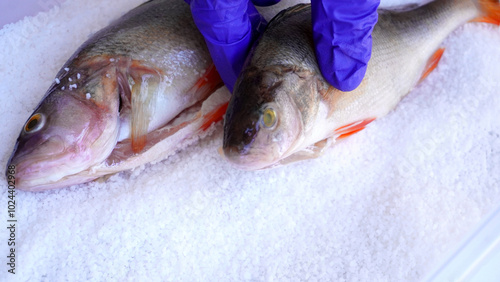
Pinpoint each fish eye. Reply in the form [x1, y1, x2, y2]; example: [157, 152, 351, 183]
[260, 107, 277, 129]
[24, 113, 45, 133]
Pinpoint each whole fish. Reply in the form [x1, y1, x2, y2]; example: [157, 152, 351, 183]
[6, 0, 230, 191]
[223, 0, 499, 170]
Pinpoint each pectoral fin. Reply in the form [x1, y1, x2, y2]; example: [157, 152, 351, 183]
[104, 87, 231, 167]
[131, 73, 160, 153]
[200, 102, 228, 131]
[275, 138, 335, 167]
[127, 63, 223, 154]
[185, 63, 224, 101]
[300, 138, 335, 158]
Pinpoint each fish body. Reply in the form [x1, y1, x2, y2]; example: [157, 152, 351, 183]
[223, 0, 493, 170]
[7, 0, 228, 191]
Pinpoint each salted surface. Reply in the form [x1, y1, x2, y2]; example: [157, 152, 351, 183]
[1, 0, 499, 281]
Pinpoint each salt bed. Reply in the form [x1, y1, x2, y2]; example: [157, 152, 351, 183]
[0, 0, 499, 281]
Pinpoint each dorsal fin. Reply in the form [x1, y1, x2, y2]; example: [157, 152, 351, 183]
[266, 3, 311, 31]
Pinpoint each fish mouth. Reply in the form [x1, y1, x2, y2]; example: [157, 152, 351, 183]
[8, 161, 97, 192]
[7, 119, 118, 192]
[222, 109, 304, 171]
[222, 127, 306, 170]
[222, 144, 281, 170]
[8, 155, 102, 192]
[7, 136, 92, 191]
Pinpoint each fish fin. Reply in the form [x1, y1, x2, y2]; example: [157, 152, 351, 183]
[308, 138, 334, 156]
[319, 85, 339, 118]
[189, 64, 225, 131]
[185, 63, 224, 102]
[477, 0, 500, 24]
[95, 173, 117, 183]
[104, 88, 231, 167]
[275, 137, 336, 166]
[337, 127, 366, 140]
[470, 16, 500, 25]
[217, 146, 224, 157]
[200, 102, 229, 131]
[419, 48, 445, 83]
[334, 118, 376, 140]
[267, 4, 310, 31]
[131, 73, 159, 153]
[128, 63, 222, 154]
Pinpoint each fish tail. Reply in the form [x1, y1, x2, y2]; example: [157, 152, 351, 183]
[473, 0, 500, 25]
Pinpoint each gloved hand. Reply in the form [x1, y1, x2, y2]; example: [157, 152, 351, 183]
[186, 0, 379, 93]
[185, 0, 271, 92]
[311, 0, 379, 91]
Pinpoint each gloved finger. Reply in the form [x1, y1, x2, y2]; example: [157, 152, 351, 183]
[251, 0, 280, 7]
[190, 0, 267, 92]
[190, 0, 255, 45]
[311, 0, 380, 92]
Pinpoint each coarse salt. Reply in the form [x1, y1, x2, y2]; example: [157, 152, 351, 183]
[55, 78, 60, 84]
[86, 93, 91, 99]
[2, 1, 500, 281]
[64, 67, 69, 71]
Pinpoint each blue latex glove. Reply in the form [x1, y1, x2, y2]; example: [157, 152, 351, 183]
[311, 0, 379, 91]
[186, 0, 379, 93]
[186, 0, 272, 92]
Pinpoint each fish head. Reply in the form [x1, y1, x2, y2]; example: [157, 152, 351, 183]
[223, 67, 305, 170]
[7, 75, 120, 191]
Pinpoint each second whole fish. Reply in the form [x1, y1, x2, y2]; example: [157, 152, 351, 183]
[6, 0, 229, 191]
[222, 0, 500, 170]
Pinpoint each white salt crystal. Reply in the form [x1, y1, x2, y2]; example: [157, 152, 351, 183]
[110, 58, 115, 62]
[61, 86, 65, 90]
[86, 93, 91, 99]
[69, 84, 77, 90]
[77, 73, 81, 79]
[55, 78, 60, 84]
[64, 67, 69, 71]
[68, 77, 72, 82]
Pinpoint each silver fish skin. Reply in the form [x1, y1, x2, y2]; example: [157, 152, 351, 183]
[6, 0, 226, 191]
[223, 0, 485, 170]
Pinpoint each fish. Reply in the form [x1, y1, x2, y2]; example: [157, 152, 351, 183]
[6, 0, 231, 191]
[222, 0, 500, 170]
